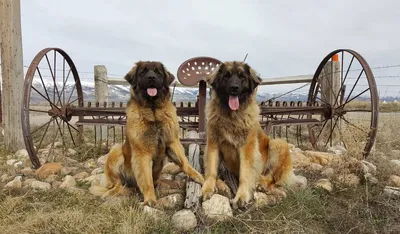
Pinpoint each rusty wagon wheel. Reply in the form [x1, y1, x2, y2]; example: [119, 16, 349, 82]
[22, 48, 84, 168]
[307, 49, 379, 158]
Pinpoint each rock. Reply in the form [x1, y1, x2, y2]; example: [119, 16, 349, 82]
[291, 151, 310, 166]
[171, 209, 197, 231]
[159, 173, 173, 180]
[1, 174, 10, 183]
[6, 159, 18, 166]
[20, 167, 35, 176]
[254, 192, 280, 207]
[61, 167, 74, 176]
[303, 151, 335, 166]
[161, 163, 182, 175]
[91, 167, 104, 175]
[362, 160, 377, 175]
[44, 174, 58, 183]
[288, 143, 296, 151]
[390, 160, 400, 168]
[314, 179, 333, 192]
[143, 205, 166, 220]
[14, 149, 29, 160]
[67, 149, 77, 157]
[388, 175, 400, 187]
[31, 181, 51, 190]
[35, 162, 62, 179]
[390, 150, 400, 157]
[306, 163, 323, 172]
[84, 159, 97, 169]
[23, 178, 37, 187]
[321, 167, 334, 177]
[97, 155, 108, 165]
[174, 172, 187, 181]
[73, 172, 89, 181]
[4, 176, 22, 189]
[202, 194, 233, 221]
[337, 174, 360, 187]
[82, 174, 102, 186]
[365, 173, 379, 184]
[157, 194, 184, 209]
[383, 186, 400, 197]
[291, 175, 307, 190]
[52, 181, 62, 189]
[328, 145, 347, 156]
[60, 175, 77, 188]
[65, 157, 79, 165]
[13, 161, 24, 168]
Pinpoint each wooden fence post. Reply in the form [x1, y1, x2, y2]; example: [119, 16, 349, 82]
[319, 56, 341, 147]
[0, 0, 25, 151]
[94, 65, 109, 143]
[184, 131, 202, 211]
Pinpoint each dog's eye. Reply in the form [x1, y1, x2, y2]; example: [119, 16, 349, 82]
[223, 72, 231, 79]
[154, 69, 162, 76]
[139, 68, 147, 76]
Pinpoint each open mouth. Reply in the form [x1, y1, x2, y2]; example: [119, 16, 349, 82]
[228, 95, 239, 111]
[146, 87, 158, 97]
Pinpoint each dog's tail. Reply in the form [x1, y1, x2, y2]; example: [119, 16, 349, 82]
[89, 185, 110, 197]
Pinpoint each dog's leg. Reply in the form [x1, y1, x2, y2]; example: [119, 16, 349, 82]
[130, 152, 157, 207]
[201, 139, 219, 201]
[231, 131, 261, 209]
[168, 140, 204, 185]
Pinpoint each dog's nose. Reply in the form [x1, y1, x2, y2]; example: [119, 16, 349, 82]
[230, 85, 239, 92]
[148, 76, 156, 81]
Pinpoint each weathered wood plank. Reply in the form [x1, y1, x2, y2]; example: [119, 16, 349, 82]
[184, 131, 202, 210]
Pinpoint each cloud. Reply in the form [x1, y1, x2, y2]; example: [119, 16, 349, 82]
[13, 0, 400, 95]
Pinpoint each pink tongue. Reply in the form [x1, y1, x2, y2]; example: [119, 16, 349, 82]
[228, 96, 239, 110]
[147, 88, 157, 97]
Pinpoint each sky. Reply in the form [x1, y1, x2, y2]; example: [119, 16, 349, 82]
[3, 0, 400, 96]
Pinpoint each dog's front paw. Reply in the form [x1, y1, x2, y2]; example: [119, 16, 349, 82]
[231, 187, 253, 209]
[143, 196, 157, 208]
[192, 171, 205, 185]
[201, 178, 216, 201]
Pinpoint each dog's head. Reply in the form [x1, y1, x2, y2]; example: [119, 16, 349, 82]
[207, 61, 262, 111]
[124, 61, 175, 105]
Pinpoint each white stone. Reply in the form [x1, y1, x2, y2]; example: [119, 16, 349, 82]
[14, 149, 29, 160]
[6, 159, 17, 166]
[67, 148, 77, 156]
[13, 161, 24, 168]
[388, 175, 400, 188]
[31, 181, 51, 190]
[171, 209, 197, 231]
[390, 160, 400, 168]
[364, 173, 379, 184]
[202, 194, 233, 221]
[143, 205, 166, 220]
[362, 160, 377, 175]
[97, 155, 108, 165]
[82, 174, 102, 186]
[314, 179, 333, 192]
[91, 167, 104, 175]
[291, 175, 307, 190]
[4, 176, 22, 189]
[383, 186, 400, 197]
[60, 175, 77, 188]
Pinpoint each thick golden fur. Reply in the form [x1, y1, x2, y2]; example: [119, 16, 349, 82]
[201, 61, 294, 208]
[90, 61, 204, 206]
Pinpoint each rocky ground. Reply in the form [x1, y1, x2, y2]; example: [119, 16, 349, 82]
[1, 142, 400, 233]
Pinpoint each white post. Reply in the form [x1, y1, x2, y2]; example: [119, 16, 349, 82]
[0, 0, 25, 151]
[94, 65, 109, 142]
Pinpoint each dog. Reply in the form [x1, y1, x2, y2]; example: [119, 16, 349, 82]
[90, 61, 204, 206]
[201, 61, 294, 208]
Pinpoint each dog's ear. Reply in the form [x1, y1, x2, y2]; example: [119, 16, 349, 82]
[124, 62, 141, 89]
[244, 63, 262, 91]
[161, 64, 175, 86]
[207, 63, 225, 89]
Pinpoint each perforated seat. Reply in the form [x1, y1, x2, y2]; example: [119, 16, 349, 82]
[177, 57, 222, 86]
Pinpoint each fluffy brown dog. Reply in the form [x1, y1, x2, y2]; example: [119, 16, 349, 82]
[90, 61, 204, 206]
[201, 61, 294, 208]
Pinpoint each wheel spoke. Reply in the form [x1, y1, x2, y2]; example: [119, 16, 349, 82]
[36, 67, 52, 104]
[34, 118, 54, 153]
[29, 108, 49, 114]
[31, 118, 54, 135]
[317, 119, 329, 138]
[344, 68, 364, 104]
[31, 85, 60, 111]
[67, 84, 76, 105]
[45, 54, 62, 107]
[333, 55, 355, 107]
[325, 116, 339, 147]
[340, 116, 368, 134]
[341, 88, 370, 107]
